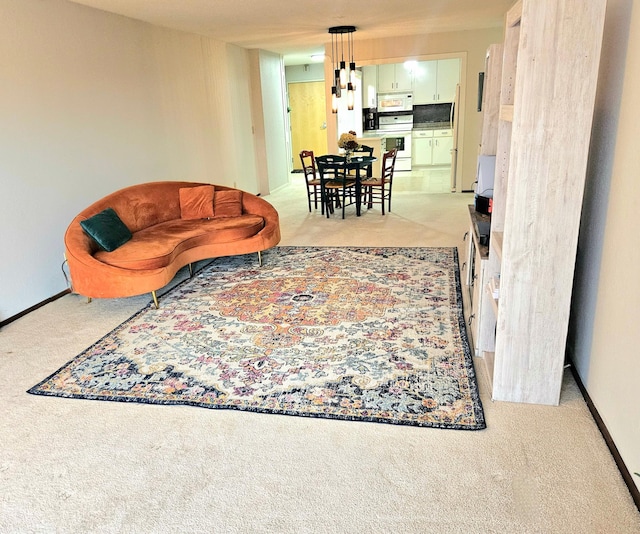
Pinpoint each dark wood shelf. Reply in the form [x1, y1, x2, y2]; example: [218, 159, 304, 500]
[468, 205, 490, 259]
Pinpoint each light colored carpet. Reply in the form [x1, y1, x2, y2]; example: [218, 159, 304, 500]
[1, 174, 639, 533]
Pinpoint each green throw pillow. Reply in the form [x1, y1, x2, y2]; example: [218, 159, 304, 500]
[80, 207, 132, 252]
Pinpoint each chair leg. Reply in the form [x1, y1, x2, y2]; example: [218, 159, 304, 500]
[307, 189, 312, 212]
[151, 290, 159, 309]
[320, 184, 327, 215]
[329, 192, 336, 216]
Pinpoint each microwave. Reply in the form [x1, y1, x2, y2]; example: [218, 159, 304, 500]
[377, 92, 413, 112]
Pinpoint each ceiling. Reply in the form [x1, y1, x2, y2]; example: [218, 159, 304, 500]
[67, 0, 514, 65]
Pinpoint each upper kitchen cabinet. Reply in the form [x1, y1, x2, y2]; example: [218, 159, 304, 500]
[412, 61, 436, 104]
[361, 65, 378, 108]
[413, 59, 460, 104]
[377, 62, 413, 92]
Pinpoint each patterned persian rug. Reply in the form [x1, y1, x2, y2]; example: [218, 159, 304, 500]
[29, 247, 485, 430]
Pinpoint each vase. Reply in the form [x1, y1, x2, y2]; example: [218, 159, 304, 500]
[345, 150, 352, 163]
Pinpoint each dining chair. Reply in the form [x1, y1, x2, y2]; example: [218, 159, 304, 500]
[350, 144, 374, 178]
[315, 155, 356, 219]
[360, 148, 398, 215]
[299, 150, 322, 212]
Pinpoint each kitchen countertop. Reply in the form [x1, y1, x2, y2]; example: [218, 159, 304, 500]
[363, 123, 452, 137]
[412, 121, 452, 130]
[363, 130, 413, 137]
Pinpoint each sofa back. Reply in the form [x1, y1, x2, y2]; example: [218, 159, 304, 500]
[80, 181, 238, 234]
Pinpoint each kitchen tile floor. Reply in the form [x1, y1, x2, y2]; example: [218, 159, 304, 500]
[396, 165, 453, 193]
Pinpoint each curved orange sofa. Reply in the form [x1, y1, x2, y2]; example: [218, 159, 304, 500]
[65, 181, 281, 306]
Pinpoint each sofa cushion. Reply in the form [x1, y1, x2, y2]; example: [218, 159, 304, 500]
[179, 185, 215, 220]
[94, 215, 265, 270]
[214, 190, 243, 218]
[80, 208, 132, 252]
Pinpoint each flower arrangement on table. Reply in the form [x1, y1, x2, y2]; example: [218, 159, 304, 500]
[337, 130, 360, 161]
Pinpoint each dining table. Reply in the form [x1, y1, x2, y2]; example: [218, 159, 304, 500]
[316, 155, 377, 217]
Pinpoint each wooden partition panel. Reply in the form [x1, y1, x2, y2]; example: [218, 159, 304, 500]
[487, 0, 607, 405]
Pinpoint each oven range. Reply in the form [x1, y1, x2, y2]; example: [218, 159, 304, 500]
[377, 112, 413, 171]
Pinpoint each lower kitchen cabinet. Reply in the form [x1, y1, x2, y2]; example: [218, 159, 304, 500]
[412, 129, 453, 167]
[432, 129, 453, 165]
[412, 131, 433, 165]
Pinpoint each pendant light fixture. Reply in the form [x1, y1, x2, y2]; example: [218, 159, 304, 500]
[329, 25, 356, 113]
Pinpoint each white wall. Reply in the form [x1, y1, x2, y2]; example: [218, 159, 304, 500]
[285, 63, 325, 83]
[0, 0, 260, 320]
[569, 0, 640, 492]
[252, 51, 291, 193]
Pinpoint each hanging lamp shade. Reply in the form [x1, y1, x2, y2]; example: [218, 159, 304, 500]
[328, 26, 357, 112]
[347, 83, 354, 110]
[339, 61, 347, 89]
[349, 62, 357, 87]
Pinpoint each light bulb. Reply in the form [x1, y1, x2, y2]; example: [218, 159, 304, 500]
[339, 61, 347, 89]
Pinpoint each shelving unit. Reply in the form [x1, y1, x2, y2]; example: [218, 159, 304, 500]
[490, 231, 503, 261]
[486, 285, 499, 316]
[498, 105, 514, 122]
[480, 0, 607, 405]
[466, 206, 495, 362]
[479, 43, 503, 156]
[466, 42, 502, 374]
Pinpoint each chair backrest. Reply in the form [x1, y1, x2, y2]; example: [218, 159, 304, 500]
[380, 148, 398, 184]
[315, 154, 348, 182]
[353, 145, 374, 177]
[354, 145, 374, 157]
[300, 150, 318, 183]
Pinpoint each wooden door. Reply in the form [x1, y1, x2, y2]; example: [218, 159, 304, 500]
[289, 81, 328, 170]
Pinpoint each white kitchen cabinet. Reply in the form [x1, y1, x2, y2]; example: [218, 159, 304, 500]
[412, 59, 460, 104]
[377, 63, 413, 92]
[412, 131, 433, 166]
[412, 129, 452, 166]
[434, 58, 460, 102]
[361, 65, 378, 108]
[411, 61, 437, 104]
[432, 129, 453, 165]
